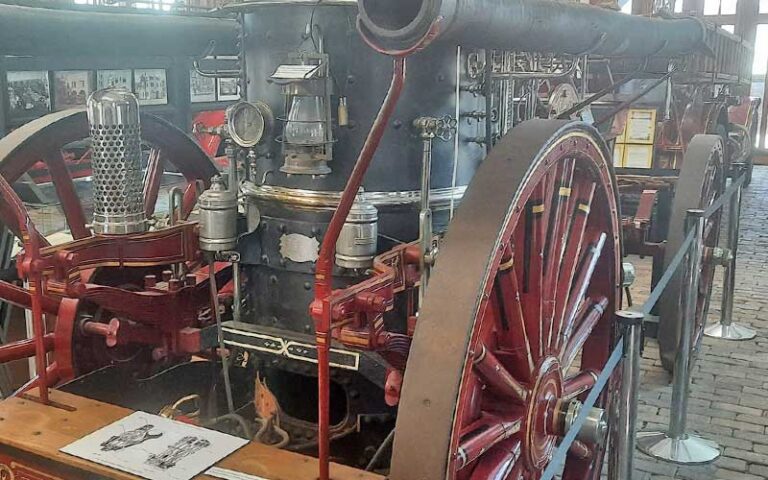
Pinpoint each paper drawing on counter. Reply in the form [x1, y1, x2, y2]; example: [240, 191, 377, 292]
[61, 411, 248, 480]
[100, 424, 163, 451]
[147, 436, 211, 470]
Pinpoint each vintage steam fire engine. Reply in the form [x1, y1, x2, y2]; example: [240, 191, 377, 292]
[0, 0, 754, 479]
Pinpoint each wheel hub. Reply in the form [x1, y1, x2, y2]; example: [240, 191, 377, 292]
[523, 356, 563, 470]
[523, 356, 608, 471]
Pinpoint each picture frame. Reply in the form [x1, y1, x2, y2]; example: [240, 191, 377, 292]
[97, 69, 133, 91]
[216, 77, 240, 102]
[53, 71, 94, 110]
[190, 69, 216, 103]
[7, 71, 51, 119]
[134, 68, 168, 106]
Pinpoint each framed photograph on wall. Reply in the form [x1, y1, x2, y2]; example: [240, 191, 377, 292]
[7, 71, 50, 119]
[53, 71, 94, 110]
[190, 69, 216, 103]
[216, 77, 240, 102]
[134, 69, 168, 105]
[97, 69, 132, 91]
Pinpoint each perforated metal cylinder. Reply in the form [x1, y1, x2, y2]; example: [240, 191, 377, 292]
[87, 88, 147, 235]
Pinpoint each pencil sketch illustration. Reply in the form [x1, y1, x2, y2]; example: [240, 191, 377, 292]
[146, 436, 212, 470]
[61, 411, 247, 480]
[100, 424, 163, 452]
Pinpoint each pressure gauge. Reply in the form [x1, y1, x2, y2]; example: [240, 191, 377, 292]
[226, 101, 273, 148]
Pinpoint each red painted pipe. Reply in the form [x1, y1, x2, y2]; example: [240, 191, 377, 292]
[309, 18, 445, 480]
[0, 334, 54, 363]
[0, 172, 49, 404]
[311, 57, 406, 480]
[0, 279, 61, 315]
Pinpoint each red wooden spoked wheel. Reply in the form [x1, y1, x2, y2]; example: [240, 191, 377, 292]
[391, 121, 622, 480]
[0, 109, 218, 242]
[658, 135, 724, 372]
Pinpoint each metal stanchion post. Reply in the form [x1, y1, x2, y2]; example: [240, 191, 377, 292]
[705, 165, 756, 340]
[609, 310, 644, 480]
[637, 209, 720, 464]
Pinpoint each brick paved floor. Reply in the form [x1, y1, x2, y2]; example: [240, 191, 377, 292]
[629, 165, 768, 480]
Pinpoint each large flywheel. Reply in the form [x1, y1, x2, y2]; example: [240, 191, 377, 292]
[0, 109, 217, 240]
[657, 135, 724, 372]
[0, 109, 218, 380]
[391, 120, 622, 480]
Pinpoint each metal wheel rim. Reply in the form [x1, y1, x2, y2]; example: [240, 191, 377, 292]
[658, 134, 724, 372]
[391, 120, 622, 480]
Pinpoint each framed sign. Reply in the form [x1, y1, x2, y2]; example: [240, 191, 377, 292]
[53, 70, 93, 110]
[190, 69, 216, 103]
[7, 71, 50, 118]
[216, 77, 240, 102]
[97, 69, 132, 91]
[134, 68, 168, 105]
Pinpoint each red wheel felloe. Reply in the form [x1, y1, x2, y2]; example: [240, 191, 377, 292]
[391, 120, 622, 480]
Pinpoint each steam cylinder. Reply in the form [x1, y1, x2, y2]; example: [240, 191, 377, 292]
[87, 88, 147, 235]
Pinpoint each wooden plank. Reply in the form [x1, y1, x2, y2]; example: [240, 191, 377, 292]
[0, 390, 383, 480]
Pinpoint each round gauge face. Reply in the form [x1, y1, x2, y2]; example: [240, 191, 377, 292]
[227, 102, 266, 148]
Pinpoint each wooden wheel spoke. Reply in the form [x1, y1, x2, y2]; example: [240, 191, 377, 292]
[457, 414, 522, 471]
[471, 440, 523, 479]
[143, 148, 165, 218]
[563, 369, 599, 400]
[44, 151, 90, 240]
[524, 169, 556, 360]
[569, 440, 593, 460]
[495, 259, 535, 375]
[473, 343, 530, 404]
[181, 182, 201, 219]
[561, 297, 609, 371]
[552, 183, 597, 352]
[543, 160, 575, 351]
[559, 232, 607, 347]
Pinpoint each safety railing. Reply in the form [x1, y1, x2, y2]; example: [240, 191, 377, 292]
[541, 162, 749, 480]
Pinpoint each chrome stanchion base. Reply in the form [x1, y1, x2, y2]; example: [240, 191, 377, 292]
[704, 322, 756, 340]
[637, 432, 721, 464]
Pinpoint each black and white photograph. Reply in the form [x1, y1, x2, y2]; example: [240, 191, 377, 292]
[6, 71, 50, 118]
[53, 71, 93, 110]
[97, 69, 133, 91]
[190, 69, 216, 103]
[216, 77, 240, 102]
[134, 68, 168, 105]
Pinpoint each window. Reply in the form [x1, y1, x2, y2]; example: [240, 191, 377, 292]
[761, 0, 768, 12]
[720, 24, 735, 33]
[704, 0, 738, 14]
[69, 0, 185, 9]
[755, 24, 768, 76]
[720, 0, 737, 14]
